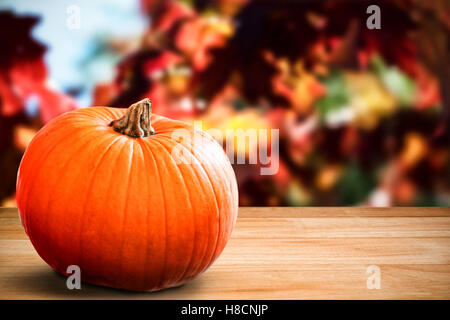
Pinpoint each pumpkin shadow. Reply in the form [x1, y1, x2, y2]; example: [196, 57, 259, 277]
[5, 267, 202, 299]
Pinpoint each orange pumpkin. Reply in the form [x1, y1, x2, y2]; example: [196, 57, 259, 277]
[16, 99, 238, 291]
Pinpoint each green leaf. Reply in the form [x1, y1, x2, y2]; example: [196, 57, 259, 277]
[316, 70, 349, 120]
[371, 55, 416, 107]
[336, 163, 376, 205]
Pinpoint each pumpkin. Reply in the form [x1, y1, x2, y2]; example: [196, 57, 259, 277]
[16, 98, 238, 291]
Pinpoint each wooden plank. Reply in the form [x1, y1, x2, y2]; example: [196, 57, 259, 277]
[238, 207, 450, 218]
[3, 207, 450, 218]
[0, 207, 449, 299]
[234, 217, 450, 238]
[2, 237, 449, 266]
[4, 216, 450, 239]
[0, 264, 449, 299]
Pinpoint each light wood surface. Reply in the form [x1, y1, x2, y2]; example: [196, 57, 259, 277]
[1, 207, 449, 299]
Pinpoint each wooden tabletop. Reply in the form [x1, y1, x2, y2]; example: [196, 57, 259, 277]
[1, 207, 449, 299]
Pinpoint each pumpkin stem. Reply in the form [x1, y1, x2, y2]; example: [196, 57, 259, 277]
[110, 98, 155, 138]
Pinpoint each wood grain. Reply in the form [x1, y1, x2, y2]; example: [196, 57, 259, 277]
[0, 207, 449, 299]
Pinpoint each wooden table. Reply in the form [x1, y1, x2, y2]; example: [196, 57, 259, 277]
[1, 207, 449, 299]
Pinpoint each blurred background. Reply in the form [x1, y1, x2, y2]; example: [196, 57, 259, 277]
[0, 0, 449, 207]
